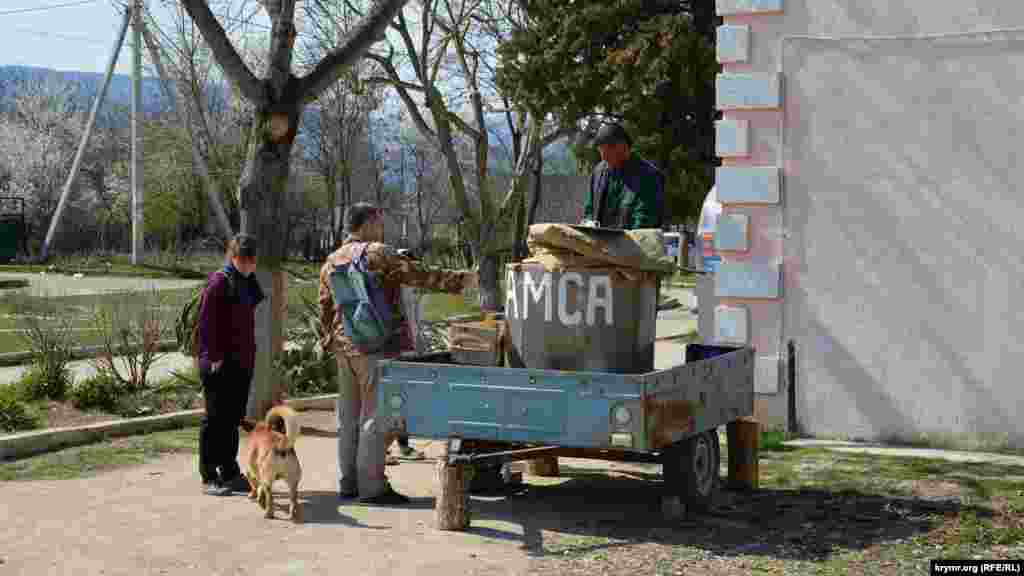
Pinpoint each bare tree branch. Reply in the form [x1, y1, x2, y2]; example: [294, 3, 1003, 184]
[298, 0, 412, 101]
[179, 0, 266, 105]
[365, 49, 437, 140]
[445, 110, 481, 141]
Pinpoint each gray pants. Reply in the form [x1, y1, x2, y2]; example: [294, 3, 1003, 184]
[335, 354, 396, 499]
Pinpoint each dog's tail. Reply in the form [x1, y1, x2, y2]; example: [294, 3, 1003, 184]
[265, 405, 300, 450]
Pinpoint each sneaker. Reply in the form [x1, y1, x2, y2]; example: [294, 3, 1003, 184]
[359, 489, 411, 505]
[203, 482, 232, 496]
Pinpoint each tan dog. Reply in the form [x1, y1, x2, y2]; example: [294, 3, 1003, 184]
[239, 405, 302, 522]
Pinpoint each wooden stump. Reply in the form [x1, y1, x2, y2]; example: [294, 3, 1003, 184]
[527, 455, 559, 477]
[726, 418, 760, 490]
[434, 441, 471, 531]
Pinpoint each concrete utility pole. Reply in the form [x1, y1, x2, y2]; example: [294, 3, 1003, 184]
[41, 6, 131, 261]
[130, 0, 145, 265]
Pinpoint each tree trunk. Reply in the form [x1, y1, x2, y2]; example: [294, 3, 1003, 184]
[327, 171, 337, 247]
[527, 148, 544, 226]
[513, 172, 527, 261]
[477, 250, 500, 311]
[241, 105, 300, 419]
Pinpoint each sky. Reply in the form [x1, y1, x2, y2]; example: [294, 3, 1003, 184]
[0, 0, 525, 159]
[0, 0, 276, 76]
[2, 1, 149, 75]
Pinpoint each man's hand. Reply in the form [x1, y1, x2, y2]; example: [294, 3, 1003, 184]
[462, 271, 479, 293]
[211, 360, 223, 373]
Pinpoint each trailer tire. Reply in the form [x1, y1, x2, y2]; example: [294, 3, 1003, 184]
[662, 429, 720, 514]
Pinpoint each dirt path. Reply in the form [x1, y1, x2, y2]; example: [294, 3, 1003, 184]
[0, 411, 532, 576]
[5, 409, 1016, 575]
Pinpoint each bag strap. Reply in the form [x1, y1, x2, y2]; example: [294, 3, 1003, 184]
[352, 242, 371, 271]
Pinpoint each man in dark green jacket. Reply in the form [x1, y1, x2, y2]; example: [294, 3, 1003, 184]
[582, 123, 666, 230]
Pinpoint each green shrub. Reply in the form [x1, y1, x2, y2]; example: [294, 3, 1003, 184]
[112, 392, 158, 418]
[70, 373, 123, 412]
[276, 344, 337, 398]
[0, 384, 42, 433]
[17, 313, 74, 400]
[15, 364, 72, 402]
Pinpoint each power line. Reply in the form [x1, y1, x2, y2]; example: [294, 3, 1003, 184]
[9, 26, 110, 46]
[0, 0, 99, 17]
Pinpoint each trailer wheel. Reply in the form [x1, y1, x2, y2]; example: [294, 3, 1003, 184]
[662, 429, 720, 515]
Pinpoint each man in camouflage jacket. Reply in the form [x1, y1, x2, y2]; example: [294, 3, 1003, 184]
[319, 202, 477, 504]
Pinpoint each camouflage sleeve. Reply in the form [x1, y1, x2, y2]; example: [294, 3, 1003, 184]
[318, 260, 336, 350]
[364, 242, 469, 294]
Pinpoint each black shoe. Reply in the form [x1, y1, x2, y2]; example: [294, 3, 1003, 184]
[203, 482, 232, 496]
[339, 481, 358, 500]
[222, 475, 252, 494]
[359, 489, 411, 505]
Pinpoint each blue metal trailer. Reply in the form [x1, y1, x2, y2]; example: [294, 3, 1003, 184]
[377, 342, 755, 524]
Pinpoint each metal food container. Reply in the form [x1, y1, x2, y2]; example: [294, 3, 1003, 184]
[504, 262, 658, 374]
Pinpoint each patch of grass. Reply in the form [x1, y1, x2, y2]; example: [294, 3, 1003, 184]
[543, 533, 621, 556]
[0, 278, 29, 289]
[760, 429, 793, 452]
[0, 426, 198, 481]
[956, 510, 1024, 546]
[0, 288, 196, 356]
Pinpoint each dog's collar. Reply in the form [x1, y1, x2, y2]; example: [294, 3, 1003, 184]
[274, 447, 295, 457]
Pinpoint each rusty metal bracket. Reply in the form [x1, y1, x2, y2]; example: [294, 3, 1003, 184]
[446, 445, 560, 467]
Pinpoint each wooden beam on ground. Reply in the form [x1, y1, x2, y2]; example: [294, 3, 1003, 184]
[435, 439, 471, 531]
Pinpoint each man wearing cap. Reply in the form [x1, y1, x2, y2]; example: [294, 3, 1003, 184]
[319, 203, 478, 504]
[582, 123, 666, 230]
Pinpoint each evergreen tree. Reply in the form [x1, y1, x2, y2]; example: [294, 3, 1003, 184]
[497, 0, 719, 223]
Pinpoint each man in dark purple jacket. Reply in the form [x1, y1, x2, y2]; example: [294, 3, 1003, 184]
[196, 234, 265, 496]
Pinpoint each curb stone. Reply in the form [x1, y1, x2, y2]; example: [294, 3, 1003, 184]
[0, 394, 339, 461]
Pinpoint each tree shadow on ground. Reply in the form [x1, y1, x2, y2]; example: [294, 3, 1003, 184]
[293, 491, 412, 528]
[464, 463, 991, 562]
